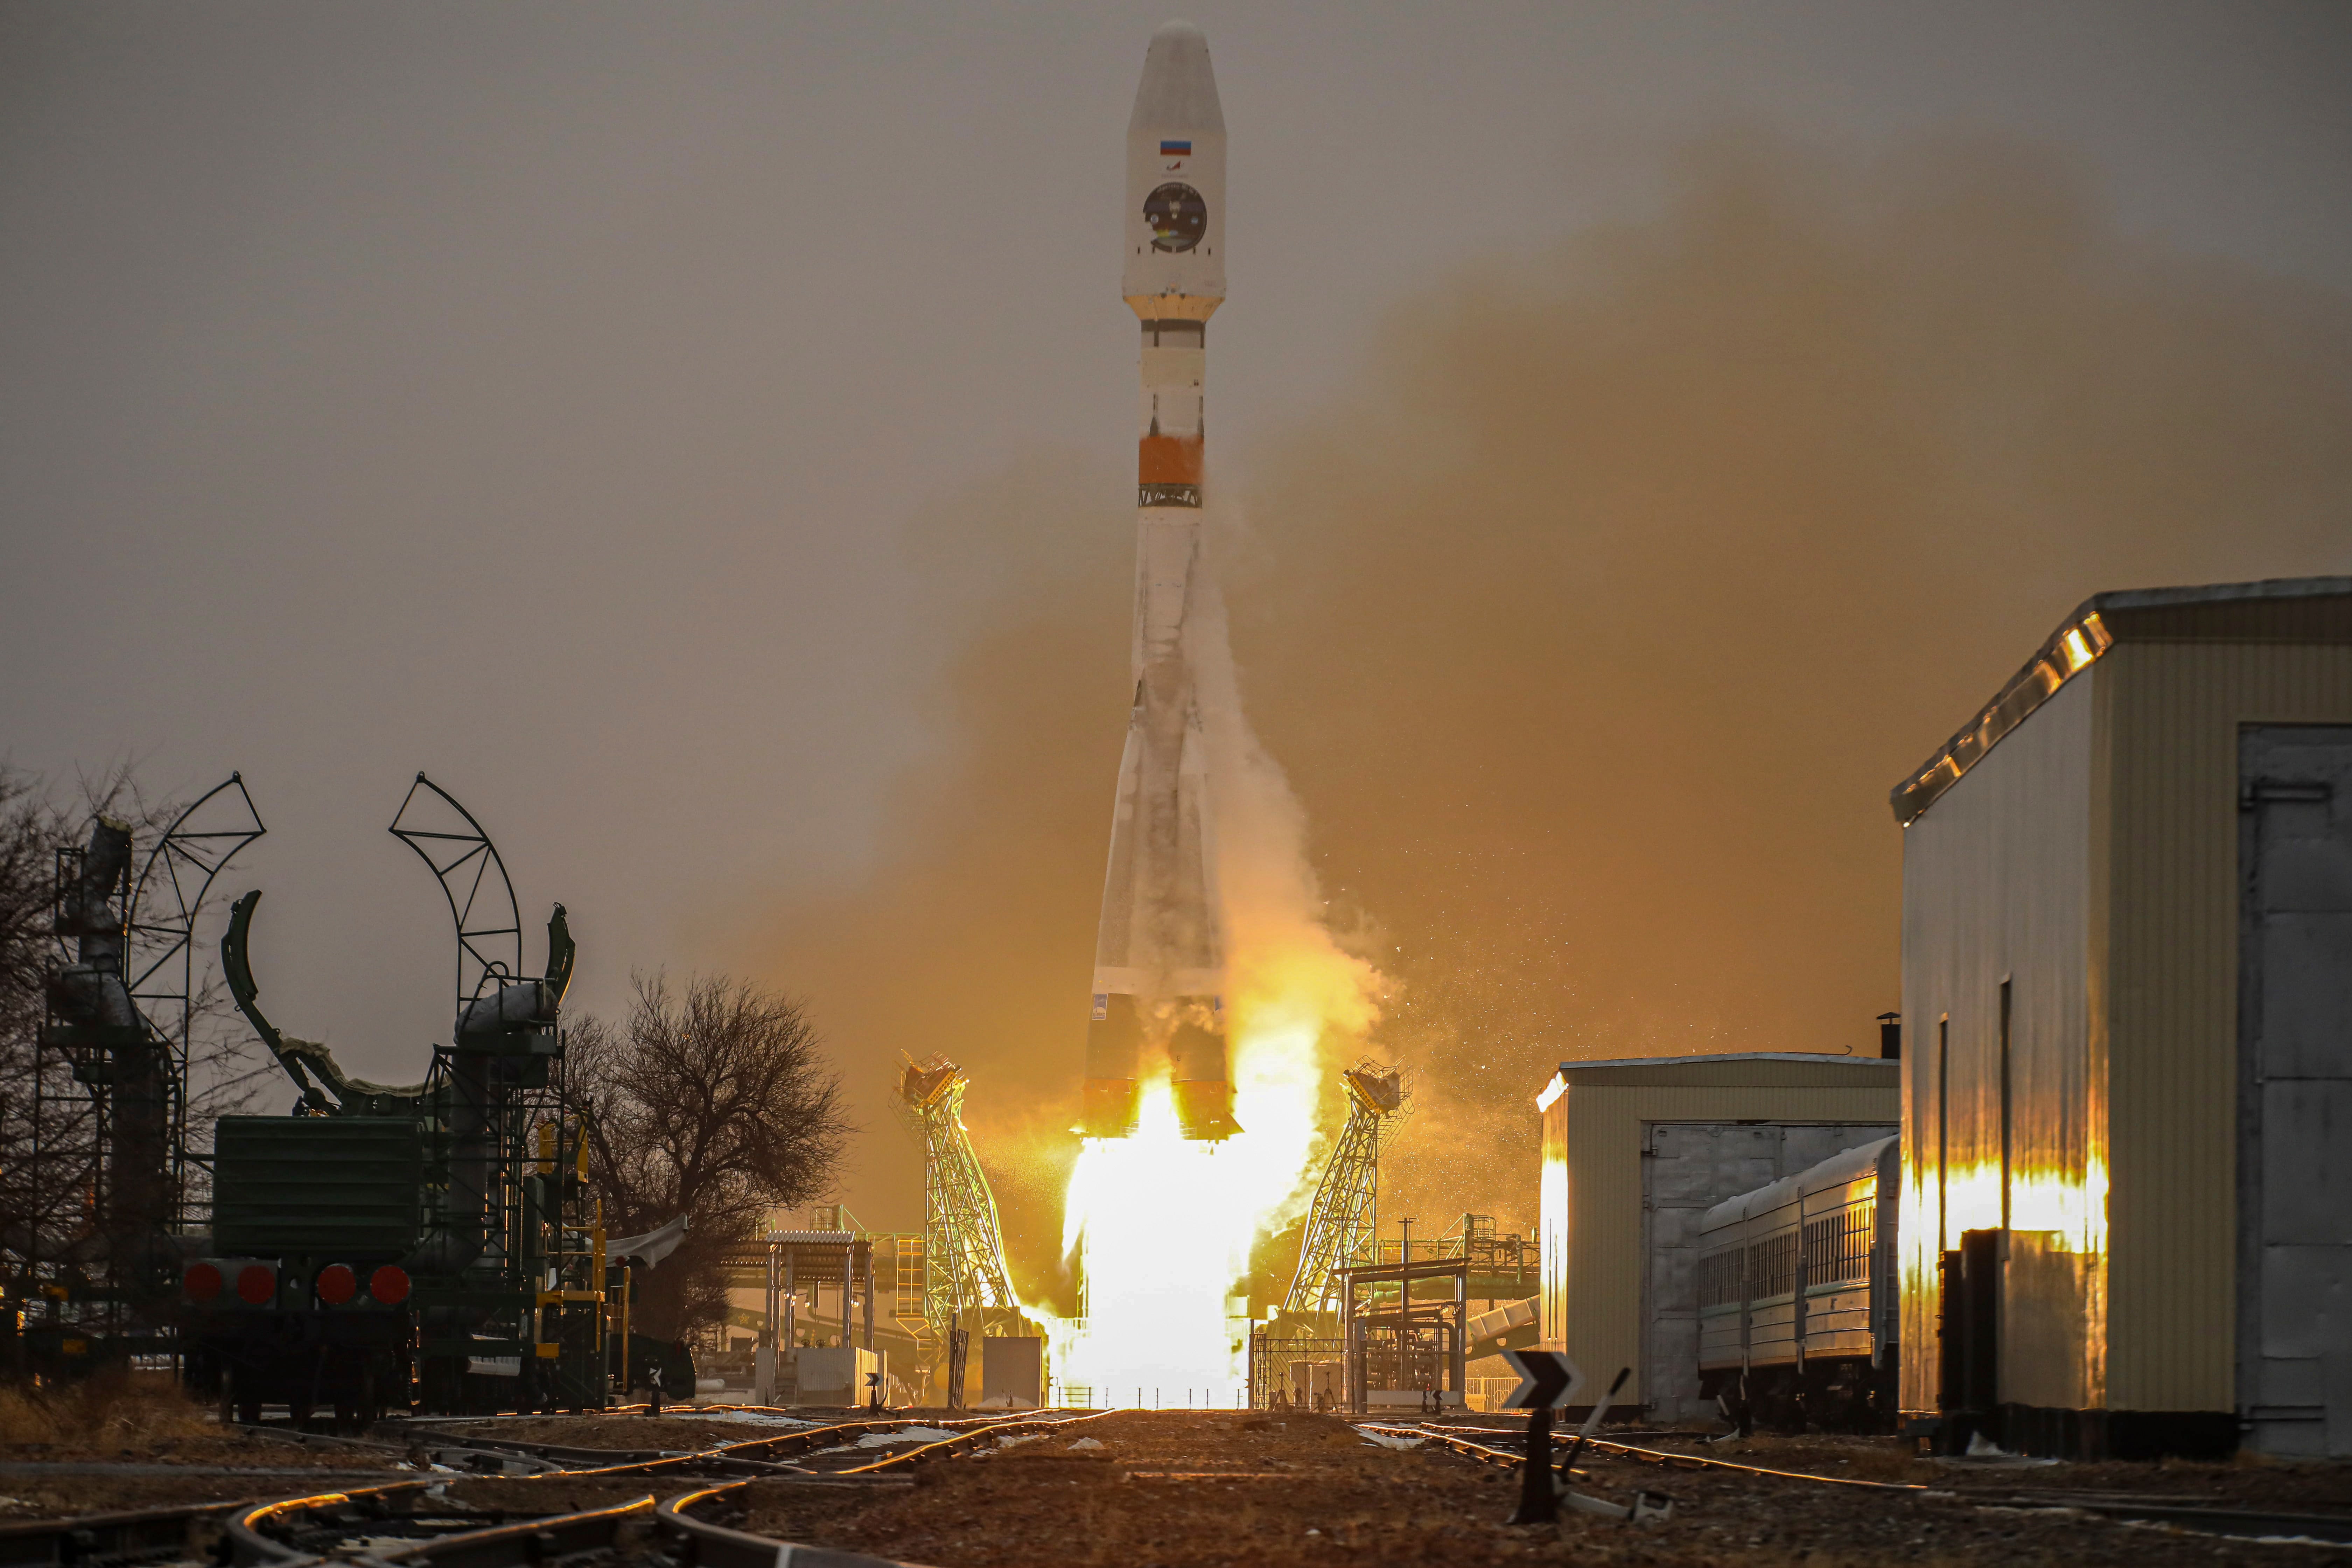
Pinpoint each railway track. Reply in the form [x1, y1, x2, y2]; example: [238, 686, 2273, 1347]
[1363, 1418, 1923, 1490]
[1365, 1419, 2352, 1548]
[0, 1499, 245, 1568]
[226, 1480, 653, 1566]
[389, 1409, 1043, 1477]
[34, 1405, 2349, 1566]
[12, 1407, 1103, 1568]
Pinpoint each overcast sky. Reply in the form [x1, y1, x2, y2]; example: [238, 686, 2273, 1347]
[4, 2, 2348, 1216]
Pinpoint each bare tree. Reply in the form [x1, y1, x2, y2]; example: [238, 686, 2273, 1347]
[0, 769, 82, 1277]
[568, 973, 850, 1339]
[0, 770, 63, 1058]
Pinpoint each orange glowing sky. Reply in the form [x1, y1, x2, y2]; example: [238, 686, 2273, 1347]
[4, 5, 2350, 1270]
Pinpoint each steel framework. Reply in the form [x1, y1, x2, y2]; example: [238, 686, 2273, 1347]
[126, 775, 270, 1237]
[893, 1056, 1020, 1390]
[1283, 1061, 1409, 1314]
[389, 773, 526, 1015]
[22, 775, 264, 1357]
[187, 772, 602, 1415]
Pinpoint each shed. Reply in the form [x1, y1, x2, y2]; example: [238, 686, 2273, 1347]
[1536, 1053, 1899, 1418]
[1894, 575, 2352, 1459]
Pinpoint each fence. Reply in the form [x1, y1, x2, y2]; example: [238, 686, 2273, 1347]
[1247, 1330, 1349, 1410]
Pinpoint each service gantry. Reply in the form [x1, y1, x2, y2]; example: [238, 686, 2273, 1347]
[1283, 1062, 1409, 1314]
[893, 1056, 1021, 1388]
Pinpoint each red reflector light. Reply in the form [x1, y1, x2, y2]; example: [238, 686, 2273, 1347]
[316, 1263, 357, 1305]
[235, 1264, 276, 1306]
[368, 1265, 411, 1305]
[183, 1263, 223, 1302]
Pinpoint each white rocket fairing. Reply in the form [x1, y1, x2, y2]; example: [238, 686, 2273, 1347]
[1082, 22, 1235, 1142]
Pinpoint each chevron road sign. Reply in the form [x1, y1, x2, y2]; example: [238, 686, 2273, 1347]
[1498, 1348, 1584, 1410]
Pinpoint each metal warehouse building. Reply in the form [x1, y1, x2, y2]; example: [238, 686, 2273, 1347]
[1896, 575, 2352, 1459]
[1536, 1053, 1899, 1419]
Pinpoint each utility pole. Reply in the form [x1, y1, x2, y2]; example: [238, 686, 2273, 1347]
[1397, 1217, 1416, 1396]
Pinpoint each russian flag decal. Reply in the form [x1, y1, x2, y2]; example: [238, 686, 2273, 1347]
[1160, 139, 1191, 156]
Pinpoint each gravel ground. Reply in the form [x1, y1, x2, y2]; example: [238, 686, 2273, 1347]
[0, 1424, 407, 1518]
[0, 1471, 370, 1520]
[0, 1428, 399, 1468]
[17, 1408, 2349, 1567]
[408, 1409, 993, 1471]
[1436, 1417, 2352, 1513]
[0, 1461, 410, 1521]
[709, 1410, 2352, 1568]
[406, 1413, 822, 1450]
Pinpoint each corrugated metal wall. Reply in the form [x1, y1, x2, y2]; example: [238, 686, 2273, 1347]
[1897, 674, 2100, 1416]
[1537, 1060, 1900, 1407]
[214, 1115, 424, 1255]
[2102, 642, 2352, 1413]
[1899, 638, 2352, 1421]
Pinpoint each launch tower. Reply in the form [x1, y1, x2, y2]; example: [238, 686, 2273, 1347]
[1284, 1064, 1409, 1314]
[895, 1056, 1022, 1388]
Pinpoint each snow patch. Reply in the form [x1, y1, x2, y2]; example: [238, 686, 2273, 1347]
[856, 1426, 957, 1448]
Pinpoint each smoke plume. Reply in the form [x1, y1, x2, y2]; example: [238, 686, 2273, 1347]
[747, 130, 2352, 1280]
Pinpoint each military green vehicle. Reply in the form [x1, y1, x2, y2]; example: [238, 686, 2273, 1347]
[179, 775, 642, 1420]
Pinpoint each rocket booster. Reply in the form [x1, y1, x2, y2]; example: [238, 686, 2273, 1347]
[1080, 22, 1236, 1142]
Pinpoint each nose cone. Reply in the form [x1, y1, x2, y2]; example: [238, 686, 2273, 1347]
[1124, 21, 1226, 309]
[1130, 20, 1224, 134]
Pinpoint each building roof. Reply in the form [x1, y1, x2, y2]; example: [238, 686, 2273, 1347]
[1890, 575, 2352, 828]
[1536, 1051, 1898, 1107]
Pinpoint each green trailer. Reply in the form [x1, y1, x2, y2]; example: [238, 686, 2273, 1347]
[179, 776, 626, 1419]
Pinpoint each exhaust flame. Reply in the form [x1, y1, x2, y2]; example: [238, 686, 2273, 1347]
[1036, 1010, 1326, 1404]
[1030, 576, 1385, 1407]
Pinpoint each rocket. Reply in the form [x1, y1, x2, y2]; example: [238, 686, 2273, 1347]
[1080, 22, 1236, 1142]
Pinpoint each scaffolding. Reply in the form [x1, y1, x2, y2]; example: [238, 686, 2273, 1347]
[714, 1207, 930, 1401]
[894, 1056, 1021, 1392]
[1372, 1212, 1535, 1294]
[1283, 1062, 1409, 1314]
[19, 776, 265, 1367]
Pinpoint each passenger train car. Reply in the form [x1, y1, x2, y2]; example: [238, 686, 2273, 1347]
[1696, 1134, 1899, 1431]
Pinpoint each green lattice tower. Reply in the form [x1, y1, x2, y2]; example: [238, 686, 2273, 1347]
[895, 1057, 1021, 1389]
[1283, 1063, 1409, 1314]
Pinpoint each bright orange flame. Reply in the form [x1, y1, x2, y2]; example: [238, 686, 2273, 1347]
[1023, 544, 1386, 1407]
[1030, 1015, 1325, 1406]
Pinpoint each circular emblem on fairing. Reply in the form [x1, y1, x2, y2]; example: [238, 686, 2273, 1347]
[1143, 182, 1208, 253]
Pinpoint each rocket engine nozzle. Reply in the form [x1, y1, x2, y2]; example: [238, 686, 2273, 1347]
[1080, 990, 1237, 1141]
